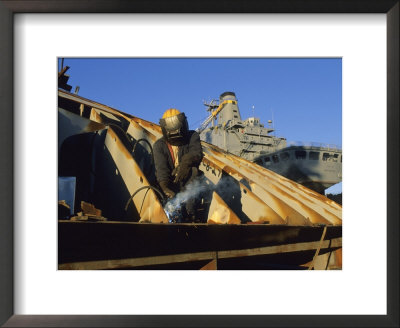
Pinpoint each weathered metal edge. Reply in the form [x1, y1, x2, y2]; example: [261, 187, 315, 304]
[1, 0, 398, 327]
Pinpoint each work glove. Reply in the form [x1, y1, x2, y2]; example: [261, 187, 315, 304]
[173, 162, 191, 183]
[159, 180, 176, 199]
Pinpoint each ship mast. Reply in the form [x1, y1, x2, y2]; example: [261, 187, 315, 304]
[196, 98, 236, 133]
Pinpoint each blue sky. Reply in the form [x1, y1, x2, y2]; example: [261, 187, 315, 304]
[59, 58, 342, 193]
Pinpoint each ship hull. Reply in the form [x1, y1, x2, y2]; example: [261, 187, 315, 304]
[254, 146, 342, 194]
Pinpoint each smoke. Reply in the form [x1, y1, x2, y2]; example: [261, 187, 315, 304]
[163, 174, 244, 223]
[164, 178, 212, 222]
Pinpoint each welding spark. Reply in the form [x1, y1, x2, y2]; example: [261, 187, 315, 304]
[164, 199, 184, 223]
[162, 178, 210, 223]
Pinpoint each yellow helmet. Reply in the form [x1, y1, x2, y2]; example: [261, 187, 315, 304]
[162, 108, 181, 119]
[159, 108, 189, 145]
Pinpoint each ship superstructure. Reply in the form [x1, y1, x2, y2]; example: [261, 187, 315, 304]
[199, 92, 342, 194]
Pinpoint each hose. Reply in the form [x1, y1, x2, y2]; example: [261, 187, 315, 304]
[124, 185, 165, 212]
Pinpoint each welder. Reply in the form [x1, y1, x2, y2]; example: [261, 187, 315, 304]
[153, 108, 203, 221]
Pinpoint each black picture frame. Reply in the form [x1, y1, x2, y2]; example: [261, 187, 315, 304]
[0, 1, 398, 327]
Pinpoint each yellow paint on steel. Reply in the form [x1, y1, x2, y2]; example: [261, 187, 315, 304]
[207, 191, 241, 224]
[200, 156, 286, 224]
[202, 151, 313, 225]
[126, 119, 158, 144]
[118, 116, 341, 225]
[205, 142, 342, 217]
[202, 144, 341, 225]
[210, 99, 236, 118]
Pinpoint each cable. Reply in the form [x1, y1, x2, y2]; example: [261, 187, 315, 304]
[138, 188, 150, 215]
[107, 125, 155, 169]
[103, 125, 160, 214]
[132, 138, 154, 165]
[107, 123, 133, 147]
[124, 185, 165, 212]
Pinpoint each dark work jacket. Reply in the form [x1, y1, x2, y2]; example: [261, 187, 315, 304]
[153, 130, 203, 185]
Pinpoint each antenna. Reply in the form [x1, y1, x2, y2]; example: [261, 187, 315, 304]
[252, 105, 255, 117]
[197, 98, 219, 133]
[271, 108, 275, 136]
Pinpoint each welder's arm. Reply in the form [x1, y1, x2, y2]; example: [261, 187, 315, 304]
[173, 164, 191, 183]
[153, 139, 172, 183]
[183, 131, 203, 167]
[153, 140, 175, 198]
[159, 180, 176, 199]
[174, 132, 203, 183]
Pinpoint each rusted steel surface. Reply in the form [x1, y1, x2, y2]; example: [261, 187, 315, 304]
[104, 127, 168, 223]
[121, 116, 341, 226]
[58, 220, 342, 269]
[58, 107, 106, 150]
[301, 248, 342, 270]
[59, 236, 342, 270]
[59, 90, 342, 227]
[200, 154, 298, 225]
[58, 90, 343, 269]
[202, 144, 342, 225]
[134, 121, 342, 225]
[60, 90, 134, 122]
[60, 250, 218, 270]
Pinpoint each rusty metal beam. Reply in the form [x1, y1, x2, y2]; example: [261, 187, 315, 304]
[58, 237, 341, 270]
[202, 144, 342, 225]
[201, 153, 303, 225]
[58, 107, 106, 150]
[206, 143, 342, 217]
[104, 127, 168, 223]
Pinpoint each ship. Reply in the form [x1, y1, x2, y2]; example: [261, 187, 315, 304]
[199, 92, 342, 194]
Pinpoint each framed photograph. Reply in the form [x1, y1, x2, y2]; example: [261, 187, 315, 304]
[1, 1, 398, 327]
[57, 57, 344, 272]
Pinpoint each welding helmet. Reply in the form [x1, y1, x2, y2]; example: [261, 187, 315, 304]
[159, 108, 189, 145]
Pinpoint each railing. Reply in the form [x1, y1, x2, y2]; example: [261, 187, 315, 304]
[287, 141, 341, 150]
